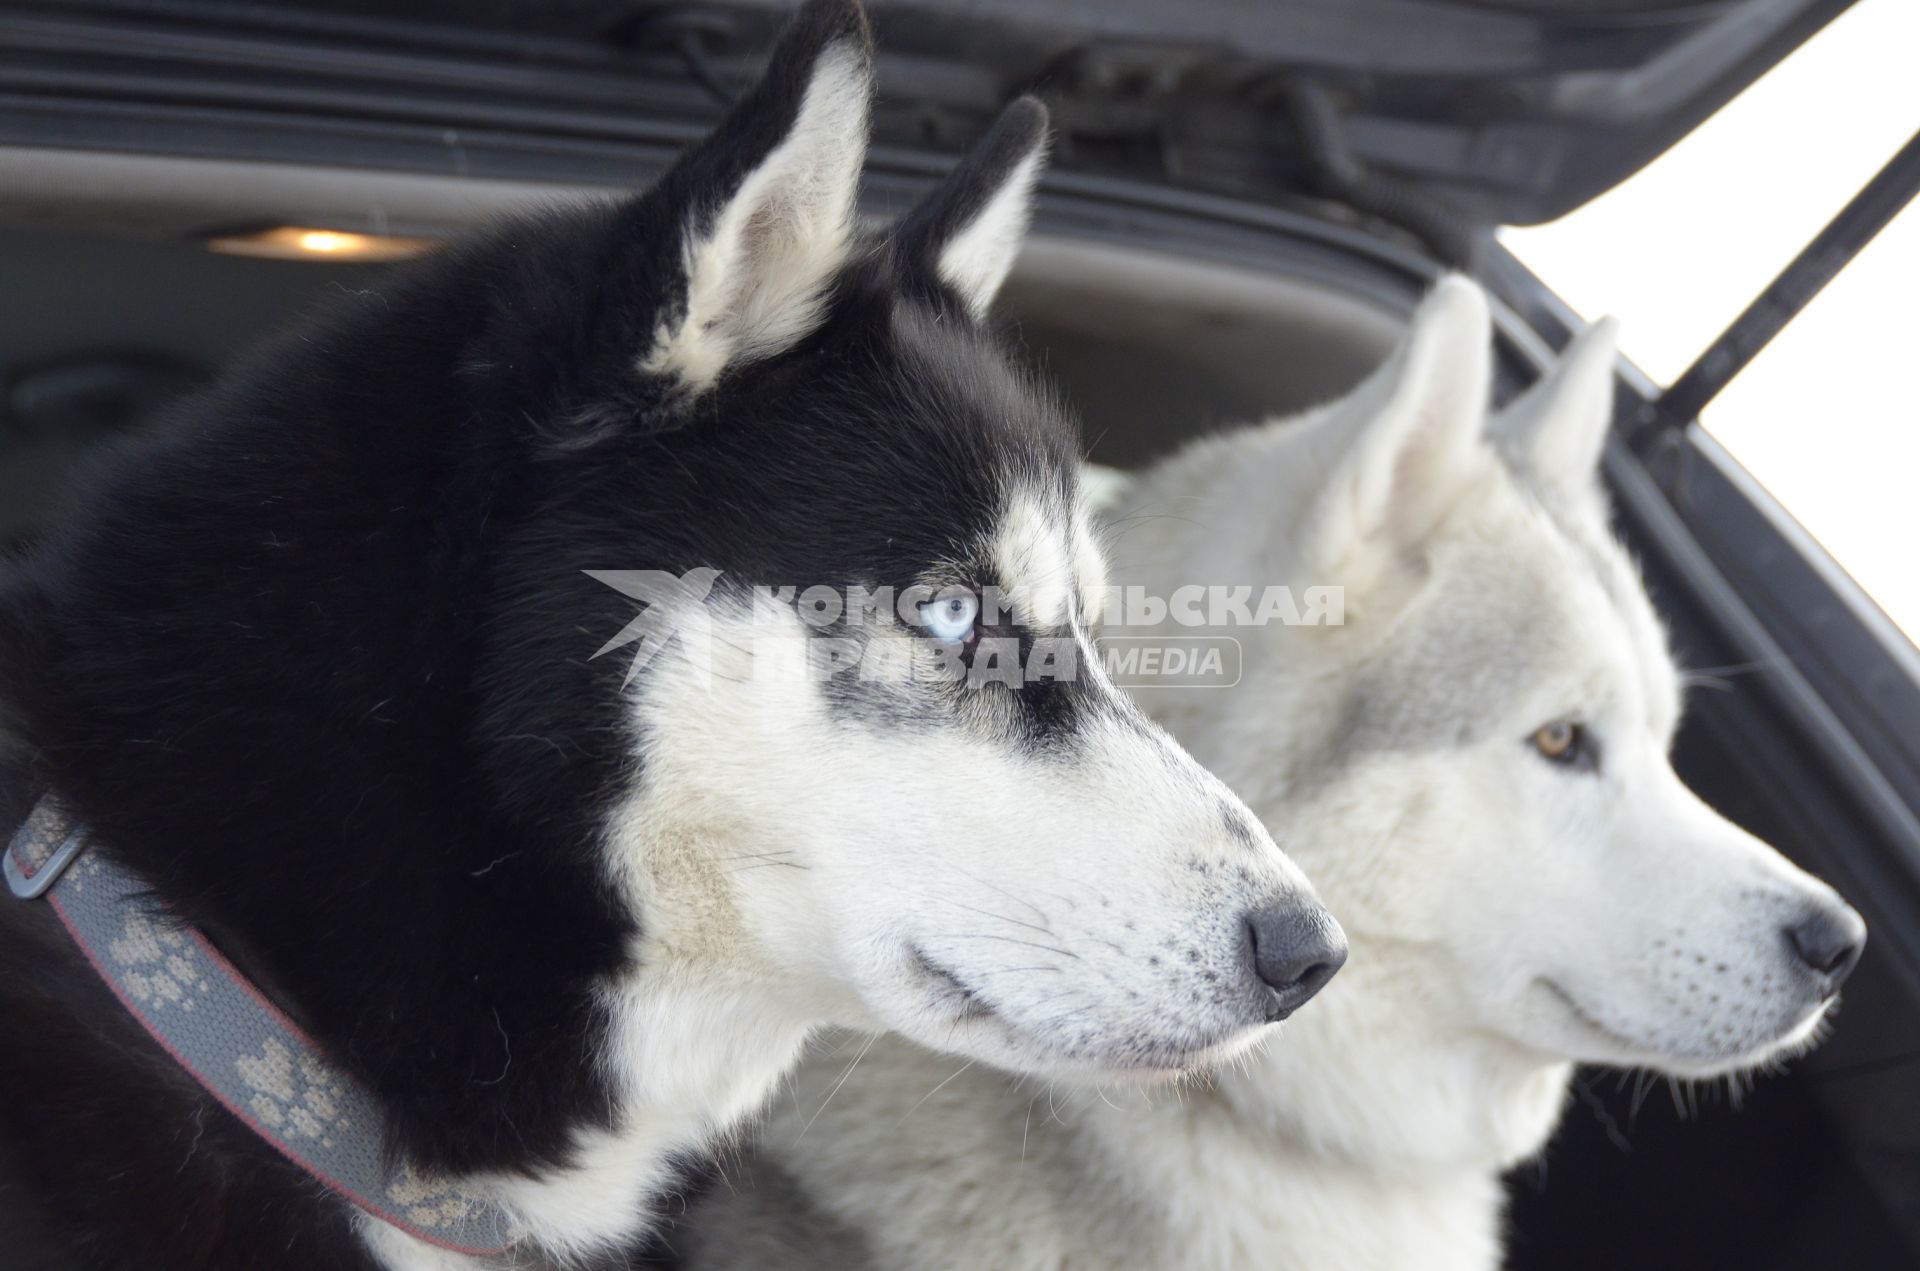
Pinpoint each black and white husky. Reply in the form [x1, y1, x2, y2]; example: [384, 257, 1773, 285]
[0, 3, 1341, 1267]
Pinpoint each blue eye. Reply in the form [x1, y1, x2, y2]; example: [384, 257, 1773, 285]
[920, 591, 980, 642]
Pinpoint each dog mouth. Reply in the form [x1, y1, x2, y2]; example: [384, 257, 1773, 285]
[1539, 977, 1822, 1069]
[909, 947, 997, 1023]
[905, 946, 1259, 1077]
[1539, 978, 1654, 1055]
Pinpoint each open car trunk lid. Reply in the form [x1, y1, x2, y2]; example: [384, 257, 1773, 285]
[0, 0, 1859, 241]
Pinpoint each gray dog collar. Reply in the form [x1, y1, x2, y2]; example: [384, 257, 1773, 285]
[7, 797, 522, 1258]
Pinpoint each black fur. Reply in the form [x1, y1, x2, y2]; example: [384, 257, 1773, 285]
[0, 0, 1078, 1265]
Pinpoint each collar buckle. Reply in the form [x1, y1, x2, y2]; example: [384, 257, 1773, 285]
[6, 800, 86, 899]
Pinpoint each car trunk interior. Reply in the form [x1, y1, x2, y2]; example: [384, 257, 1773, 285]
[3, 150, 1917, 1270]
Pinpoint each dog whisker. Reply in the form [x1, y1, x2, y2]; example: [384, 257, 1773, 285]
[886, 883, 1058, 937]
[895, 1059, 978, 1126]
[796, 1033, 878, 1144]
[936, 933, 1083, 961]
[933, 860, 1053, 925]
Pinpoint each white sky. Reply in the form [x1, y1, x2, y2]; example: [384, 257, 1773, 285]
[1501, 0, 1920, 643]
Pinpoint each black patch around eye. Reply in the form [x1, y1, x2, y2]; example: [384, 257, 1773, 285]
[1006, 626, 1111, 754]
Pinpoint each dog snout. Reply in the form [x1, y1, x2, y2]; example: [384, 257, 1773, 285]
[1245, 901, 1347, 1021]
[1785, 902, 1867, 994]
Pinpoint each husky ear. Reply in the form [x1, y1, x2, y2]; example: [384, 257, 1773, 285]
[1288, 274, 1493, 564]
[893, 97, 1050, 320]
[641, 0, 873, 392]
[1489, 317, 1621, 498]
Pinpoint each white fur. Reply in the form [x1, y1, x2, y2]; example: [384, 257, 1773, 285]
[642, 42, 870, 392]
[935, 144, 1044, 320]
[1070, 506, 1110, 628]
[364, 976, 815, 1269]
[992, 486, 1076, 627]
[727, 277, 1864, 1270]
[1077, 462, 1132, 517]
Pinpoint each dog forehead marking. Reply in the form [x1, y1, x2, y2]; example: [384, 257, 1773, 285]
[993, 487, 1076, 627]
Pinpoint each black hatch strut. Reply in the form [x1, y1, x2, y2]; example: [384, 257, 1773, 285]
[1634, 126, 1920, 447]
[1281, 82, 1480, 271]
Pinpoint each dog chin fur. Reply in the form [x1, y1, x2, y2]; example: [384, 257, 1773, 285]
[687, 276, 1864, 1271]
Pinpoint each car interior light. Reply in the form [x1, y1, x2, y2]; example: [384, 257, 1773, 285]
[203, 225, 439, 263]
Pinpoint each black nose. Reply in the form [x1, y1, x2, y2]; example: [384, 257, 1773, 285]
[1246, 901, 1347, 1020]
[1786, 903, 1867, 992]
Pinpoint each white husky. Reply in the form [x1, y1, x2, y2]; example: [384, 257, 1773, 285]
[682, 276, 1867, 1271]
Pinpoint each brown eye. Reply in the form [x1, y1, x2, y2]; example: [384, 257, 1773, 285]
[1529, 720, 1597, 772]
[1532, 721, 1574, 759]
